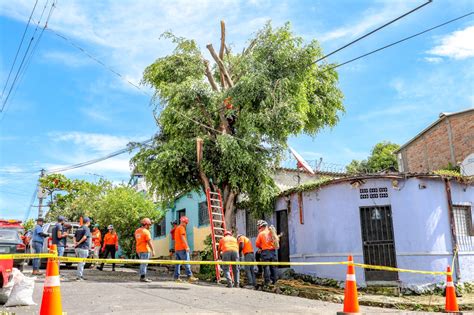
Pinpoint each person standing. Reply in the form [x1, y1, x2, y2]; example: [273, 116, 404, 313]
[237, 234, 256, 288]
[52, 216, 68, 258]
[91, 224, 102, 265]
[31, 218, 48, 275]
[255, 220, 278, 286]
[169, 220, 178, 256]
[134, 218, 155, 282]
[173, 216, 198, 282]
[218, 231, 239, 288]
[98, 225, 118, 271]
[74, 217, 91, 281]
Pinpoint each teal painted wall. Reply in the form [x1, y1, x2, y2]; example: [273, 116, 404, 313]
[152, 189, 208, 251]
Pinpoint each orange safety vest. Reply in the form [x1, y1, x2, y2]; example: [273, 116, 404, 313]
[256, 228, 276, 251]
[92, 230, 102, 247]
[238, 236, 254, 255]
[219, 235, 239, 253]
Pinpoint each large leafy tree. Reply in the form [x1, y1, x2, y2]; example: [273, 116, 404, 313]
[132, 22, 344, 227]
[346, 141, 400, 174]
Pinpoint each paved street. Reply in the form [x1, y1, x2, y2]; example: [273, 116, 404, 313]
[0, 266, 443, 314]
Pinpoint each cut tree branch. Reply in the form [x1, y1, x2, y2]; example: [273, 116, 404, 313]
[202, 59, 220, 92]
[207, 44, 234, 88]
[219, 20, 226, 61]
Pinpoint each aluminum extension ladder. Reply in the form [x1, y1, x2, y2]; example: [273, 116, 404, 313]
[205, 188, 227, 282]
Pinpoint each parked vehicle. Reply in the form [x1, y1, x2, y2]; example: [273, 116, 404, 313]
[0, 229, 26, 271]
[40, 222, 94, 268]
[0, 258, 13, 288]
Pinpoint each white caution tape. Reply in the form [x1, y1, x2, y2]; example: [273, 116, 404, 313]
[44, 275, 60, 287]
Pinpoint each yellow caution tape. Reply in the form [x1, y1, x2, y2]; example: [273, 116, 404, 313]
[0, 254, 450, 276]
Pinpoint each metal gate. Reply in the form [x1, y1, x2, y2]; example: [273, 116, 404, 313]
[359, 205, 398, 282]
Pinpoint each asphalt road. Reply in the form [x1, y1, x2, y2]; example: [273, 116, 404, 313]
[1, 265, 442, 314]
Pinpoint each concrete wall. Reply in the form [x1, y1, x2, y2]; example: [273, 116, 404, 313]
[266, 177, 474, 286]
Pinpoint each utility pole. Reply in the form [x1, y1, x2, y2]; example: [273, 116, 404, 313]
[37, 169, 45, 219]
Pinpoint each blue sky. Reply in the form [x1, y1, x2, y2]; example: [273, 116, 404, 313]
[1, 0, 473, 220]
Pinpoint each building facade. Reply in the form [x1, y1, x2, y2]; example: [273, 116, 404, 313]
[395, 108, 474, 173]
[236, 175, 474, 286]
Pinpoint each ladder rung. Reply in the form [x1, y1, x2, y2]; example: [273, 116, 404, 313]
[210, 198, 220, 202]
[214, 235, 223, 238]
[211, 205, 221, 208]
[213, 227, 224, 231]
[209, 192, 219, 195]
[212, 219, 223, 223]
[211, 212, 222, 216]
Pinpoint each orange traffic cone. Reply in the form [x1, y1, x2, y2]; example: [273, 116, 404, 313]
[40, 245, 63, 315]
[337, 255, 360, 315]
[445, 266, 461, 314]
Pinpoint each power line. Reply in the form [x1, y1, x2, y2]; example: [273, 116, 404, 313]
[0, 0, 39, 102]
[45, 27, 267, 150]
[326, 12, 474, 72]
[0, 0, 55, 114]
[314, 0, 433, 63]
[44, 137, 154, 174]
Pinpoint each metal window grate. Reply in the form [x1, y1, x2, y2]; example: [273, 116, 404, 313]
[246, 211, 259, 238]
[453, 205, 474, 252]
[198, 201, 209, 226]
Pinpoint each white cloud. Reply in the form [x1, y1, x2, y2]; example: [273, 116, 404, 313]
[424, 57, 443, 64]
[42, 51, 93, 67]
[80, 107, 111, 122]
[355, 104, 417, 121]
[427, 26, 474, 60]
[318, 1, 411, 42]
[50, 131, 142, 153]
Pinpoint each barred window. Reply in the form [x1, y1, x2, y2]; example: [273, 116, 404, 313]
[453, 205, 474, 251]
[198, 201, 209, 226]
[246, 211, 259, 238]
[153, 218, 166, 238]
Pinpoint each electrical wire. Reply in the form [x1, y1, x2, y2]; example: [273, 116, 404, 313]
[0, 0, 53, 114]
[0, 0, 39, 102]
[325, 12, 474, 72]
[314, 0, 433, 63]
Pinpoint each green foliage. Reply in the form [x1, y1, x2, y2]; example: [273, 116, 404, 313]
[93, 186, 162, 257]
[22, 218, 35, 231]
[346, 141, 400, 174]
[433, 169, 463, 178]
[197, 234, 216, 280]
[133, 22, 344, 215]
[42, 174, 160, 257]
[280, 177, 333, 196]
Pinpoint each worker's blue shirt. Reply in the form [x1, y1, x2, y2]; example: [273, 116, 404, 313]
[32, 224, 45, 244]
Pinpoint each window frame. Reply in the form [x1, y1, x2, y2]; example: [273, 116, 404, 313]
[198, 201, 209, 226]
[153, 218, 166, 238]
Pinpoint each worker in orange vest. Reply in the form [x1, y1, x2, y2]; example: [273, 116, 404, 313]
[169, 220, 178, 256]
[218, 230, 240, 288]
[173, 216, 198, 282]
[237, 234, 256, 288]
[98, 225, 118, 271]
[255, 220, 277, 285]
[135, 218, 155, 282]
[91, 224, 102, 268]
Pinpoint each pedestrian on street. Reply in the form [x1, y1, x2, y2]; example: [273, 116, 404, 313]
[255, 220, 278, 286]
[237, 234, 256, 288]
[31, 218, 48, 275]
[173, 216, 198, 282]
[74, 217, 91, 281]
[134, 218, 155, 282]
[91, 224, 102, 266]
[219, 231, 239, 288]
[98, 225, 118, 271]
[52, 216, 68, 259]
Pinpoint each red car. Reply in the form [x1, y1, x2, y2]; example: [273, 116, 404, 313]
[0, 258, 13, 288]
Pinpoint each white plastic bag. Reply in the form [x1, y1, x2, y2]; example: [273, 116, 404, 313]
[0, 278, 14, 304]
[5, 268, 36, 307]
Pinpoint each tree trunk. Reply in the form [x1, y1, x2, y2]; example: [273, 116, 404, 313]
[223, 191, 236, 231]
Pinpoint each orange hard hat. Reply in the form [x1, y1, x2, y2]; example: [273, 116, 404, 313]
[180, 216, 189, 224]
[141, 218, 152, 225]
